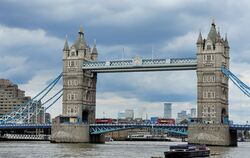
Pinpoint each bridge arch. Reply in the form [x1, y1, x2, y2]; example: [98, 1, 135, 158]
[82, 110, 89, 123]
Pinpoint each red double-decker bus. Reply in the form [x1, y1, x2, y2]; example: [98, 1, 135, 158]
[95, 118, 113, 124]
[157, 118, 175, 124]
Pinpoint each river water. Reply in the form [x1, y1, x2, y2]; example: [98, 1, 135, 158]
[0, 141, 249, 158]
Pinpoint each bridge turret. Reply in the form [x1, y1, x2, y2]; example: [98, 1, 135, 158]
[215, 30, 224, 53]
[63, 36, 70, 59]
[196, 31, 204, 53]
[91, 40, 98, 61]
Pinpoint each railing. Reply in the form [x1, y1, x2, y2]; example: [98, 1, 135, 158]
[83, 58, 197, 68]
[82, 57, 197, 73]
[1, 134, 50, 140]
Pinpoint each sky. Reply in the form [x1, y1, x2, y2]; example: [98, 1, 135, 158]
[1, 0, 250, 123]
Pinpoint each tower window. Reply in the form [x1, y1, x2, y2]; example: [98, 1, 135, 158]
[207, 45, 212, 50]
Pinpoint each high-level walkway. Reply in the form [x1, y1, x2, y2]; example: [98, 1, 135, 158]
[82, 58, 197, 72]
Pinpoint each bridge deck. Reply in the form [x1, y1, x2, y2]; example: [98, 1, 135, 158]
[0, 123, 249, 132]
[82, 58, 197, 73]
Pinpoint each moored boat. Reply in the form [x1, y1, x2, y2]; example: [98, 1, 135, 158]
[164, 144, 210, 158]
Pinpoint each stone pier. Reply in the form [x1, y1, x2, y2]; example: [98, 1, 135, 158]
[51, 124, 89, 143]
[188, 124, 237, 146]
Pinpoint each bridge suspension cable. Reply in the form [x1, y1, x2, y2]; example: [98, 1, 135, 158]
[221, 67, 250, 97]
[0, 73, 63, 124]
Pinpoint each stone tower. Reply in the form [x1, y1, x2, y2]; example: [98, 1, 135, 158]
[62, 26, 98, 124]
[196, 21, 230, 124]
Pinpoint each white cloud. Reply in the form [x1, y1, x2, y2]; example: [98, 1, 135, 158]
[160, 32, 197, 56]
[0, 25, 62, 48]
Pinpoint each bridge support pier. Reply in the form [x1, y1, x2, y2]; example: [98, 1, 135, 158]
[51, 124, 90, 143]
[188, 124, 237, 146]
[90, 134, 105, 143]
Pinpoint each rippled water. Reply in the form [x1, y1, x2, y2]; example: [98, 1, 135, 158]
[0, 141, 249, 158]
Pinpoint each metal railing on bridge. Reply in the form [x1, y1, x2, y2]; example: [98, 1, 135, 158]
[89, 124, 188, 136]
[82, 57, 197, 72]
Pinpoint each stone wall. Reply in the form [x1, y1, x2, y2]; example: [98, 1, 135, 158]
[188, 124, 237, 146]
[51, 124, 89, 143]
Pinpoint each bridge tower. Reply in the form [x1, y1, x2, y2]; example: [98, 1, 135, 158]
[51, 26, 99, 143]
[62, 26, 97, 124]
[196, 21, 229, 124]
[189, 21, 237, 146]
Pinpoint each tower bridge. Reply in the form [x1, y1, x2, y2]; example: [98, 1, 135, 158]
[1, 21, 250, 146]
[50, 21, 236, 145]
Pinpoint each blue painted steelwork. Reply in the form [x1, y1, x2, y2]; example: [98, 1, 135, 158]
[221, 67, 250, 97]
[82, 58, 197, 73]
[1, 123, 250, 133]
[89, 124, 188, 136]
[0, 73, 63, 124]
[0, 124, 51, 129]
[230, 124, 250, 130]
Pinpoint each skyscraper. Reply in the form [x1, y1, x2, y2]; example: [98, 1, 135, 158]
[125, 109, 134, 119]
[164, 103, 172, 118]
[191, 108, 196, 117]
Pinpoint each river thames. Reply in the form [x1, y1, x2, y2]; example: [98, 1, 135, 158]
[0, 141, 249, 158]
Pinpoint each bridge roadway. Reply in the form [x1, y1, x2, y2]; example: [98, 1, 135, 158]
[82, 58, 197, 73]
[0, 124, 249, 135]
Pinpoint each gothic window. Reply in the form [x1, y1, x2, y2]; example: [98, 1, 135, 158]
[207, 45, 212, 50]
[71, 61, 75, 67]
[67, 93, 77, 100]
[203, 91, 215, 98]
[86, 91, 90, 101]
[76, 51, 78, 56]
[203, 55, 214, 62]
[202, 104, 216, 117]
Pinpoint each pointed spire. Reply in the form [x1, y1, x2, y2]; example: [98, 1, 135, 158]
[73, 25, 87, 50]
[207, 20, 217, 43]
[63, 35, 69, 51]
[91, 39, 98, 54]
[79, 25, 84, 35]
[216, 27, 222, 43]
[196, 31, 203, 44]
[224, 33, 229, 48]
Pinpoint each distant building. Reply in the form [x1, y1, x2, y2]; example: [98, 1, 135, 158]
[118, 111, 125, 119]
[164, 103, 172, 118]
[0, 79, 30, 117]
[176, 110, 189, 123]
[125, 109, 134, 119]
[150, 117, 159, 124]
[191, 108, 196, 117]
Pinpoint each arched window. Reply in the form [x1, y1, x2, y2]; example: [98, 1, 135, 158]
[86, 91, 90, 101]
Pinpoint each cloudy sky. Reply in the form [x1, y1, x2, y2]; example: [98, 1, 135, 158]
[1, 0, 250, 123]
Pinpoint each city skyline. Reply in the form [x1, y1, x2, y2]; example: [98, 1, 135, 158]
[0, 1, 250, 123]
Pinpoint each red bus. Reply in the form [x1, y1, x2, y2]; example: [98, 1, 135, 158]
[95, 118, 113, 124]
[157, 118, 175, 124]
